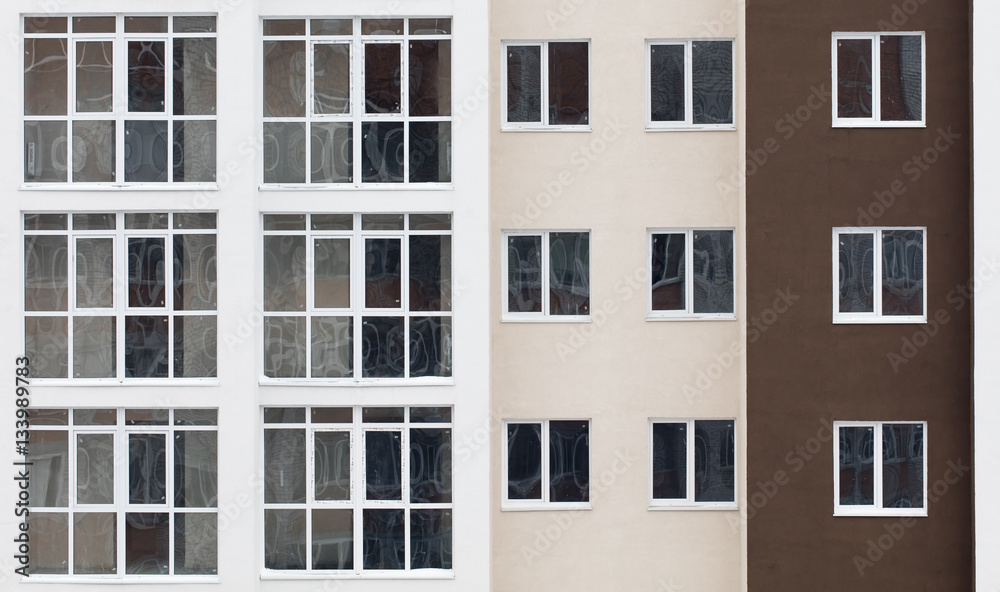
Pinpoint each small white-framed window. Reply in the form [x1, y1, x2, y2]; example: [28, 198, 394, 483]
[648, 229, 735, 319]
[832, 32, 925, 127]
[833, 227, 925, 323]
[646, 39, 734, 130]
[502, 230, 590, 321]
[834, 421, 926, 517]
[501, 40, 590, 130]
[503, 419, 590, 509]
[649, 419, 736, 509]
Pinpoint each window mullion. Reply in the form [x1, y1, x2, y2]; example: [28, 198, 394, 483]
[353, 409, 363, 574]
[687, 420, 696, 502]
[873, 422, 883, 511]
[166, 416, 175, 574]
[541, 421, 550, 503]
[305, 428, 315, 571]
[116, 218, 126, 381]
[67, 34, 78, 183]
[686, 230, 696, 314]
[116, 411, 127, 576]
[165, 226, 175, 378]
[353, 220, 363, 380]
[166, 36, 174, 183]
[305, 226, 315, 378]
[305, 37, 314, 184]
[540, 43, 550, 126]
[873, 230, 883, 317]
[541, 233, 551, 316]
[401, 231, 410, 378]
[115, 21, 125, 185]
[871, 35, 881, 123]
[686, 41, 694, 126]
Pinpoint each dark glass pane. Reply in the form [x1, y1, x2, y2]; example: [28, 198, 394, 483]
[263, 317, 306, 378]
[74, 513, 116, 574]
[75, 409, 116, 425]
[839, 233, 875, 313]
[25, 17, 67, 34]
[365, 43, 401, 113]
[409, 316, 452, 378]
[651, 233, 685, 311]
[363, 407, 405, 423]
[264, 509, 306, 570]
[839, 426, 875, 505]
[25, 317, 68, 378]
[25, 235, 68, 311]
[507, 423, 541, 500]
[28, 430, 69, 506]
[129, 237, 166, 307]
[692, 41, 733, 124]
[311, 317, 352, 378]
[72, 120, 115, 182]
[692, 230, 734, 314]
[125, 213, 168, 229]
[78, 433, 115, 504]
[315, 431, 351, 500]
[125, 513, 168, 574]
[314, 239, 350, 308]
[360, 317, 405, 378]
[73, 213, 115, 230]
[549, 420, 589, 502]
[28, 513, 68, 574]
[264, 429, 306, 503]
[32, 409, 70, 426]
[263, 19, 305, 36]
[410, 428, 452, 502]
[24, 214, 68, 231]
[652, 423, 687, 499]
[883, 423, 924, 508]
[409, 40, 451, 116]
[409, 121, 451, 183]
[124, 316, 169, 378]
[264, 214, 306, 231]
[125, 120, 169, 182]
[549, 232, 589, 316]
[128, 41, 165, 112]
[174, 430, 218, 507]
[311, 19, 352, 35]
[362, 509, 404, 570]
[880, 35, 922, 121]
[76, 237, 114, 308]
[76, 41, 113, 113]
[314, 44, 351, 114]
[409, 213, 451, 231]
[360, 122, 404, 183]
[548, 42, 588, 125]
[650, 44, 684, 121]
[411, 407, 452, 423]
[365, 431, 402, 500]
[365, 238, 402, 308]
[410, 235, 451, 311]
[174, 513, 217, 574]
[312, 509, 353, 570]
[410, 509, 452, 569]
[264, 408, 306, 423]
[174, 38, 217, 115]
[882, 229, 923, 316]
[174, 16, 217, 33]
[506, 46, 541, 123]
[125, 17, 167, 33]
[409, 18, 451, 35]
[174, 213, 216, 230]
[129, 434, 166, 504]
[174, 234, 217, 310]
[694, 420, 735, 502]
[312, 408, 353, 423]
[362, 19, 403, 35]
[125, 409, 168, 425]
[311, 122, 352, 183]
[312, 214, 353, 231]
[264, 235, 306, 311]
[24, 121, 68, 182]
[507, 235, 542, 313]
[263, 41, 306, 117]
[837, 38, 873, 119]
[25, 38, 67, 116]
[174, 409, 217, 426]
[362, 214, 404, 230]
[73, 17, 115, 33]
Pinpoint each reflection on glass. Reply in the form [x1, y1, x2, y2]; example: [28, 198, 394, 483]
[410, 236, 451, 311]
[25, 235, 68, 311]
[264, 509, 306, 569]
[25, 38, 67, 116]
[74, 316, 115, 378]
[410, 428, 452, 502]
[314, 44, 350, 114]
[364, 43, 401, 113]
[128, 238, 166, 308]
[174, 38, 217, 115]
[24, 121, 68, 182]
[651, 233, 685, 311]
[128, 41, 165, 112]
[506, 46, 541, 123]
[837, 38, 873, 118]
[361, 317, 404, 378]
[124, 316, 169, 377]
[29, 513, 68, 574]
[263, 317, 306, 378]
[694, 420, 735, 502]
[129, 434, 166, 504]
[840, 426, 875, 505]
[409, 40, 451, 116]
[315, 432, 351, 500]
[507, 235, 542, 313]
[548, 42, 588, 125]
[311, 317, 352, 378]
[263, 121, 306, 183]
[365, 431, 402, 500]
[507, 423, 541, 500]
[125, 513, 168, 574]
[839, 233, 875, 313]
[76, 238, 113, 308]
[360, 122, 404, 183]
[362, 509, 404, 570]
[363, 407, 404, 423]
[652, 423, 687, 499]
[311, 122, 352, 183]
[311, 19, 353, 35]
[264, 429, 306, 503]
[312, 509, 353, 570]
[173, 120, 217, 182]
[174, 513, 217, 574]
[28, 430, 69, 506]
[76, 41, 113, 112]
[883, 423, 923, 508]
[409, 317, 451, 378]
[549, 421, 588, 502]
[549, 232, 589, 315]
[692, 41, 733, 124]
[365, 239, 401, 308]
[263, 41, 306, 117]
[692, 230, 734, 314]
[882, 229, 923, 316]
[410, 509, 451, 569]
[315, 239, 350, 308]
[174, 234, 217, 310]
[125, 120, 169, 182]
[174, 316, 217, 378]
[125, 17, 167, 33]
[880, 35, 922, 121]
[409, 121, 451, 183]
[72, 120, 115, 182]
[175, 16, 217, 34]
[74, 513, 116, 574]
[25, 317, 69, 378]
[650, 44, 684, 121]
[362, 19, 403, 35]
[175, 431, 218, 507]
[264, 235, 306, 311]
[78, 433, 115, 504]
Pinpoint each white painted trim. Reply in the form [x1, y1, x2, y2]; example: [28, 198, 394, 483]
[645, 39, 736, 131]
[646, 228, 737, 320]
[501, 229, 592, 321]
[500, 39, 592, 131]
[500, 419, 593, 510]
[831, 32, 926, 128]
[647, 418, 738, 508]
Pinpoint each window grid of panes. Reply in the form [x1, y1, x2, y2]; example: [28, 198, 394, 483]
[647, 39, 735, 129]
[24, 212, 218, 380]
[23, 15, 218, 185]
[648, 229, 735, 318]
[503, 230, 590, 319]
[649, 419, 736, 507]
[835, 421, 926, 516]
[503, 419, 590, 507]
[263, 406, 452, 573]
[834, 227, 925, 322]
[833, 32, 924, 126]
[262, 213, 452, 381]
[502, 40, 590, 128]
[262, 17, 452, 186]
[26, 408, 218, 577]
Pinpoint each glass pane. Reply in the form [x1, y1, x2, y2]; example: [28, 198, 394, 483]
[312, 509, 353, 570]
[78, 433, 114, 504]
[175, 430, 218, 507]
[365, 43, 401, 113]
[363, 407, 404, 422]
[549, 420, 589, 502]
[28, 430, 69, 506]
[506, 46, 541, 123]
[507, 235, 542, 313]
[129, 434, 166, 504]
[76, 41, 113, 112]
[126, 213, 168, 229]
[692, 230, 734, 314]
[409, 40, 451, 116]
[362, 19, 403, 35]
[24, 121, 68, 182]
[548, 42, 588, 125]
[73, 17, 115, 33]
[315, 431, 351, 500]
[360, 317, 405, 378]
[362, 509, 404, 570]
[72, 120, 115, 182]
[883, 423, 924, 508]
[32, 409, 70, 426]
[174, 213, 216, 230]
[549, 232, 590, 316]
[174, 38, 217, 115]
[839, 233, 875, 313]
[174, 513, 217, 574]
[125, 17, 167, 33]
[410, 121, 451, 183]
[264, 214, 306, 231]
[311, 317, 352, 378]
[652, 423, 687, 499]
[880, 35, 922, 121]
[174, 409, 217, 426]
[314, 44, 351, 114]
[410, 213, 452, 231]
[264, 509, 306, 570]
[128, 238, 166, 307]
[839, 426, 875, 505]
[410, 316, 452, 378]
[263, 121, 306, 183]
[25, 38, 67, 116]
[174, 234, 217, 310]
[410, 509, 452, 569]
[175, 315, 217, 377]
[651, 233, 685, 311]
[175, 16, 217, 33]
[25, 214, 68, 233]
[264, 429, 306, 503]
[125, 120, 169, 182]
[174, 120, 217, 182]
[124, 316, 169, 378]
[263, 41, 306, 117]
[409, 18, 451, 35]
[125, 513, 168, 574]
[28, 513, 68, 574]
[128, 41, 166, 112]
[312, 407, 353, 423]
[74, 316, 115, 378]
[125, 409, 169, 425]
[74, 513, 116, 574]
[410, 428, 452, 502]
[312, 214, 353, 231]
[264, 235, 306, 311]
[365, 431, 402, 500]
[650, 44, 684, 122]
[76, 237, 113, 309]
[692, 41, 733, 124]
[25, 317, 68, 378]
[311, 122, 353, 183]
[74, 213, 115, 230]
[365, 238, 402, 308]
[837, 38, 873, 119]
[263, 317, 306, 378]
[25, 235, 68, 311]
[882, 229, 923, 316]
[360, 122, 404, 183]
[315, 239, 350, 308]
[507, 423, 542, 500]
[410, 407, 452, 423]
[264, 408, 306, 423]
[694, 420, 735, 502]
[75, 409, 117, 425]
[311, 19, 353, 35]
[263, 19, 305, 36]
[25, 16, 67, 34]
[362, 214, 404, 230]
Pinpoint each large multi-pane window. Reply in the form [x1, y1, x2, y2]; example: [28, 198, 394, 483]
[835, 421, 926, 516]
[834, 227, 925, 323]
[263, 213, 451, 380]
[650, 419, 736, 508]
[262, 17, 452, 186]
[648, 229, 735, 319]
[503, 230, 590, 320]
[263, 406, 452, 573]
[27, 408, 218, 577]
[24, 213, 218, 380]
[23, 15, 217, 185]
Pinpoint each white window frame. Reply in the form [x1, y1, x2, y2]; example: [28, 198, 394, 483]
[647, 228, 736, 320]
[833, 420, 927, 517]
[831, 32, 926, 128]
[501, 419, 591, 511]
[22, 14, 219, 188]
[501, 229, 591, 322]
[500, 39, 591, 131]
[832, 226, 927, 324]
[648, 419, 738, 510]
[645, 39, 736, 131]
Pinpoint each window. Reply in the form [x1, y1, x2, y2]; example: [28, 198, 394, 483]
[26, 408, 218, 577]
[835, 421, 925, 516]
[23, 15, 217, 185]
[650, 419, 736, 508]
[263, 213, 451, 380]
[262, 17, 452, 186]
[834, 227, 925, 323]
[24, 212, 218, 380]
[833, 32, 924, 126]
[503, 230, 590, 320]
[647, 39, 734, 129]
[502, 40, 589, 129]
[503, 420, 590, 509]
[263, 406, 452, 573]
[649, 229, 734, 319]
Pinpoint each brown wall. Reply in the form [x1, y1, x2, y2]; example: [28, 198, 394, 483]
[746, 1, 971, 590]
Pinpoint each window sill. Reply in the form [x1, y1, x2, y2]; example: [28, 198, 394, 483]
[832, 315, 926, 324]
[501, 502, 592, 511]
[646, 314, 737, 322]
[259, 377, 455, 386]
[20, 183, 220, 191]
[21, 576, 220, 584]
[833, 509, 927, 518]
[261, 569, 454, 580]
[832, 121, 926, 129]
[501, 315, 592, 323]
[645, 125, 736, 132]
[29, 378, 220, 386]
[500, 125, 591, 133]
[648, 502, 738, 511]
[258, 183, 454, 191]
